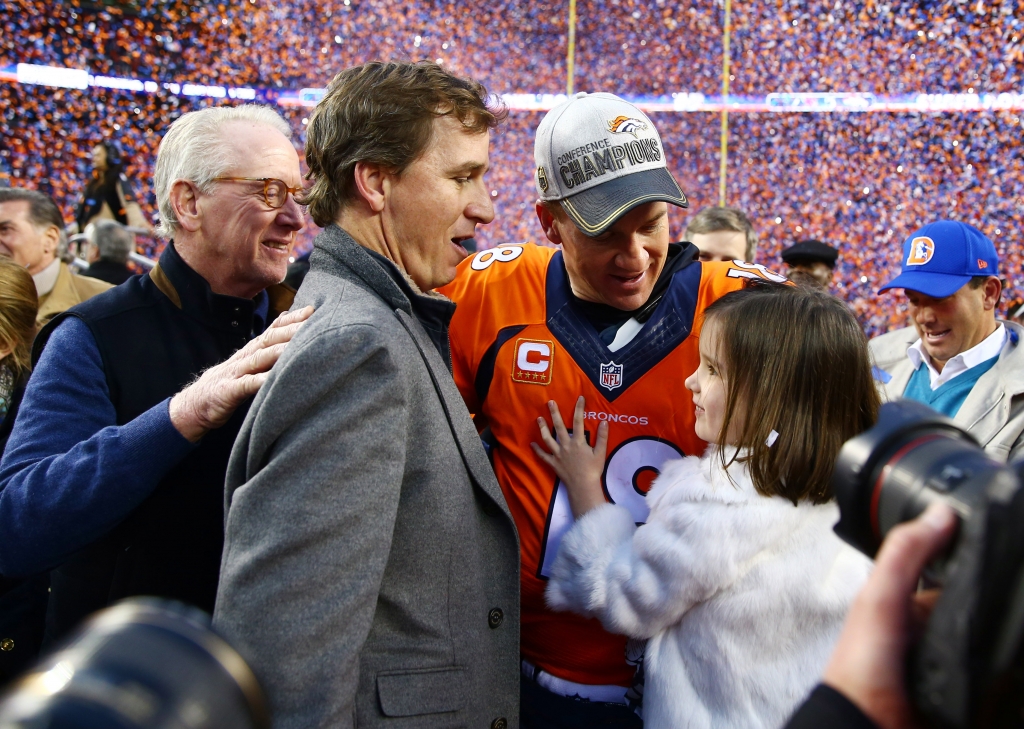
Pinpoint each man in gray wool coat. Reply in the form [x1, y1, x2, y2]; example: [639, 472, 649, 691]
[213, 61, 521, 729]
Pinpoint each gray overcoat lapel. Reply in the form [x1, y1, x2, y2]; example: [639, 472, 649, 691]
[394, 309, 513, 518]
[311, 225, 513, 520]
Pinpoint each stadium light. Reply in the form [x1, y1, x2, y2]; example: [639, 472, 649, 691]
[5, 63, 1024, 114]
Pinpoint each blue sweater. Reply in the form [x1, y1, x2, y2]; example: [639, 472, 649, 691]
[903, 354, 1000, 418]
[0, 286, 268, 578]
[0, 318, 195, 577]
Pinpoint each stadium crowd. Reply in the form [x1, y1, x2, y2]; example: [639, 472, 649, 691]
[4, 0, 1024, 334]
[3, 0, 568, 93]
[10, 0, 1022, 97]
[730, 0, 1024, 96]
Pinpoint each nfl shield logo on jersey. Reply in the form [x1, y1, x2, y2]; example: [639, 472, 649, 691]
[599, 361, 623, 391]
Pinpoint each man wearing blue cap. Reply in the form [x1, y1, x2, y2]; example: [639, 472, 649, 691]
[870, 220, 1024, 461]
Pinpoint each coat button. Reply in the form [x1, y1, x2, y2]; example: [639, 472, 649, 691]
[491, 719, 507, 729]
[231, 320, 239, 327]
[1, 639, 13, 651]
[487, 608, 503, 629]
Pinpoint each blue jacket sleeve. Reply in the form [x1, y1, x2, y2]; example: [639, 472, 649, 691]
[0, 317, 196, 578]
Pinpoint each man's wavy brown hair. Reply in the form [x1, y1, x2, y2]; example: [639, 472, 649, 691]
[302, 61, 507, 227]
[703, 281, 880, 505]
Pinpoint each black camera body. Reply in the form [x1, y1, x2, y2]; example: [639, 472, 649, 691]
[832, 400, 1024, 729]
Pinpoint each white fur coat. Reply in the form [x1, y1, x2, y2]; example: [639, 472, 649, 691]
[545, 450, 872, 729]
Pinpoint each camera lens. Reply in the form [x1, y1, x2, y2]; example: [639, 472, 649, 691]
[0, 599, 267, 729]
[833, 400, 1024, 727]
[832, 400, 1000, 557]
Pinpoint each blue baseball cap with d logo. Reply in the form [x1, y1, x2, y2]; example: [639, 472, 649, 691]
[878, 220, 999, 298]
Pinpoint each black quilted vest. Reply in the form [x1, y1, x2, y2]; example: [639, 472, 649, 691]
[32, 242, 294, 644]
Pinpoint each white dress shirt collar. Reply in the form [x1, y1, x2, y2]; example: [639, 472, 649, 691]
[907, 323, 1006, 390]
[31, 257, 61, 297]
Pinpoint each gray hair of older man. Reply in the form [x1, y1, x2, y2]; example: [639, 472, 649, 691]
[153, 104, 292, 239]
[88, 219, 135, 264]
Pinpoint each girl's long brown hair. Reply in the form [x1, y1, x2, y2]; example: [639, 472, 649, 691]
[704, 281, 880, 504]
[0, 257, 38, 379]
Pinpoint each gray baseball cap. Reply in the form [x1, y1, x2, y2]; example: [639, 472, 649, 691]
[534, 92, 688, 236]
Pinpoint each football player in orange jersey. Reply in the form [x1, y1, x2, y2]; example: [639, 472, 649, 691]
[440, 92, 784, 728]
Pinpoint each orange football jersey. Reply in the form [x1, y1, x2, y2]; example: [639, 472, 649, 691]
[440, 243, 785, 687]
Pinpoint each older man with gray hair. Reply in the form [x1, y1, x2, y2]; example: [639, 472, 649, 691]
[82, 219, 135, 285]
[0, 104, 312, 648]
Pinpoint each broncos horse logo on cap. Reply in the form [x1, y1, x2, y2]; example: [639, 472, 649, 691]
[906, 236, 935, 266]
[608, 116, 649, 138]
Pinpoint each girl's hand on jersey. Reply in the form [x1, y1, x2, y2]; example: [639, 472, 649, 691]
[531, 396, 609, 519]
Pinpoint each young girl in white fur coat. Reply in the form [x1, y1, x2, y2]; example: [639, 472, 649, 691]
[532, 283, 878, 729]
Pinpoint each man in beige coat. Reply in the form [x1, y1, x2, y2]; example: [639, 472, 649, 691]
[0, 189, 111, 325]
[870, 220, 1024, 462]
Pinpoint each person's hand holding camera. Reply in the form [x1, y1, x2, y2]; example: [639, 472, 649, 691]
[823, 502, 959, 729]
